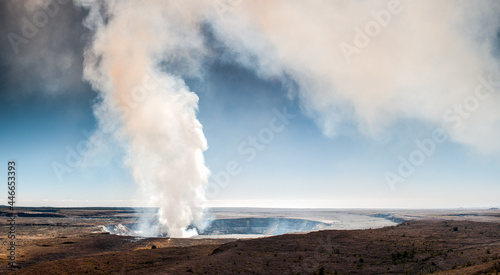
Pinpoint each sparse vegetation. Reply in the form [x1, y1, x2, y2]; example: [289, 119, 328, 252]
[493, 262, 500, 272]
[391, 249, 416, 263]
[5, 207, 500, 275]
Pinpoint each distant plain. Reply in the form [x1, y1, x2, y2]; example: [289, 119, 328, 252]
[1, 207, 499, 274]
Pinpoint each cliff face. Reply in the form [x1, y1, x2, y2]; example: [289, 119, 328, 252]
[199, 217, 331, 235]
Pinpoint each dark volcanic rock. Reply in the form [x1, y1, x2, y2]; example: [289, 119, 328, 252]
[12, 220, 500, 274]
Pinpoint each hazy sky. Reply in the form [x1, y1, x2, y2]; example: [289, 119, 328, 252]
[1, 0, 500, 209]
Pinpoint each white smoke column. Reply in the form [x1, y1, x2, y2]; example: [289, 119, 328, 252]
[78, 0, 211, 237]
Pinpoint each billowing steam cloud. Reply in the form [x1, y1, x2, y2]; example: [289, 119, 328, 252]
[76, 0, 500, 236]
[77, 0, 211, 237]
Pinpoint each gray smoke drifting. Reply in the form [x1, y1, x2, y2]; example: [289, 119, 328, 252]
[75, 0, 500, 236]
[210, 0, 500, 152]
[1, 0, 87, 96]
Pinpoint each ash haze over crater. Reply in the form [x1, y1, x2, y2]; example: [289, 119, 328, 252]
[3, 0, 500, 237]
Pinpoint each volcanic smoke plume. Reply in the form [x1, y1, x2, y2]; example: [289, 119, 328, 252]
[76, 0, 500, 236]
[77, 0, 211, 237]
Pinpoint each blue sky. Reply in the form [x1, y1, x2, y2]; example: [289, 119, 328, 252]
[2, 59, 499, 208]
[1, 1, 500, 209]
